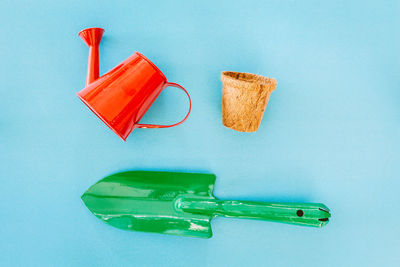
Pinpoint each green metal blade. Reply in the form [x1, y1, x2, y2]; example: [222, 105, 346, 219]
[82, 171, 217, 238]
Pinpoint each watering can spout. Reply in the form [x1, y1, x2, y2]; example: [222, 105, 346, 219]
[79, 27, 105, 86]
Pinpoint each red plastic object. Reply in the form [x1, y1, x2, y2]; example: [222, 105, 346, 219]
[77, 27, 191, 141]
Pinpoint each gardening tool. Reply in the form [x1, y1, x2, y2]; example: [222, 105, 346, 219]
[76, 27, 191, 141]
[82, 171, 331, 238]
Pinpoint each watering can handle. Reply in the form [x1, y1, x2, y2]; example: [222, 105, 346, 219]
[135, 82, 192, 129]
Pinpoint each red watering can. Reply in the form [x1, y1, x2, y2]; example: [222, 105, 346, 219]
[76, 27, 192, 141]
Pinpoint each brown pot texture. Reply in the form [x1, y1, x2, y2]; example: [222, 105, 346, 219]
[221, 71, 277, 132]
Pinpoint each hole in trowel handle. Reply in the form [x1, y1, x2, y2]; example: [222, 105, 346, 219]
[296, 210, 304, 217]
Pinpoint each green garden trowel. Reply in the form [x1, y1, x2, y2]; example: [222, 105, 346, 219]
[82, 171, 331, 238]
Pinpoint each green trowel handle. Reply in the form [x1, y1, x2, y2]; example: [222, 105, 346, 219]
[177, 198, 331, 227]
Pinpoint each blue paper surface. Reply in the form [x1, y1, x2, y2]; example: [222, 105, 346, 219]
[1, 0, 399, 266]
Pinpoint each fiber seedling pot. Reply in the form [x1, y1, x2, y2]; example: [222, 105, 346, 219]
[221, 71, 277, 132]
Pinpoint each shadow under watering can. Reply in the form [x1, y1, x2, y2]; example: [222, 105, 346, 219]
[76, 27, 191, 141]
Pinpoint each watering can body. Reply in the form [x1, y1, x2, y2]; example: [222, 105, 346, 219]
[77, 28, 191, 141]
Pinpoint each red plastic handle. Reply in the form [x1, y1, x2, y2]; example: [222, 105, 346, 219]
[135, 82, 192, 129]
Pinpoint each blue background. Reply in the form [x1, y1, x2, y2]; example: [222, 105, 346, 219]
[1, 0, 399, 266]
